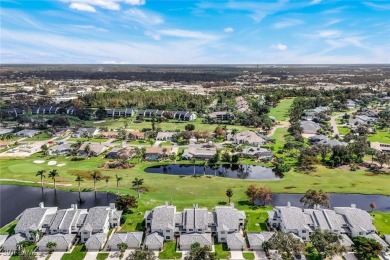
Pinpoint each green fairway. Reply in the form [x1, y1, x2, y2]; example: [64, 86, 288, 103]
[371, 211, 390, 234]
[368, 129, 390, 143]
[268, 98, 294, 121]
[84, 118, 253, 132]
[338, 126, 350, 135]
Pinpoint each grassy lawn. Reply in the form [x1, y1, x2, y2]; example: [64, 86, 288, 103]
[96, 253, 109, 260]
[268, 98, 294, 121]
[61, 245, 86, 260]
[85, 118, 253, 132]
[214, 243, 230, 259]
[368, 129, 390, 143]
[159, 241, 182, 259]
[371, 211, 390, 234]
[338, 126, 350, 135]
[245, 206, 271, 232]
[24, 132, 52, 141]
[243, 252, 255, 260]
[160, 141, 173, 147]
[67, 137, 109, 143]
[128, 139, 149, 145]
[0, 220, 16, 235]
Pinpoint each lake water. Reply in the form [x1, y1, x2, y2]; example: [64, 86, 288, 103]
[144, 164, 281, 180]
[1, 185, 389, 228]
[263, 193, 390, 212]
[0, 185, 116, 227]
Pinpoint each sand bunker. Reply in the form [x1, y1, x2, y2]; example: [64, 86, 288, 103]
[48, 161, 57, 166]
[57, 163, 66, 167]
[33, 160, 45, 164]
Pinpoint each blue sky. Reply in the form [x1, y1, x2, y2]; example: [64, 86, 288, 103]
[1, 0, 390, 64]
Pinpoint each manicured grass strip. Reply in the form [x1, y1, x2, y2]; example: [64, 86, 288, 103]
[368, 129, 390, 143]
[159, 241, 182, 259]
[24, 132, 52, 141]
[269, 98, 294, 121]
[61, 245, 86, 260]
[243, 252, 255, 260]
[97, 253, 109, 260]
[214, 243, 230, 259]
[338, 126, 350, 135]
[0, 220, 17, 235]
[371, 211, 390, 234]
[245, 206, 272, 232]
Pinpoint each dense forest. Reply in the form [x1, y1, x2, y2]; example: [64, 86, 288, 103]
[0, 70, 239, 82]
[81, 90, 210, 111]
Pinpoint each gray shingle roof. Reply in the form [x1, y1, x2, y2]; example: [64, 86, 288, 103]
[0, 235, 9, 247]
[149, 205, 176, 231]
[50, 210, 67, 231]
[145, 233, 164, 247]
[180, 233, 212, 247]
[36, 234, 75, 248]
[85, 233, 107, 249]
[215, 206, 246, 231]
[15, 206, 57, 231]
[183, 208, 209, 231]
[226, 233, 245, 247]
[247, 232, 275, 247]
[3, 233, 26, 248]
[334, 207, 375, 233]
[276, 206, 311, 231]
[80, 207, 110, 232]
[107, 232, 143, 248]
[60, 210, 77, 231]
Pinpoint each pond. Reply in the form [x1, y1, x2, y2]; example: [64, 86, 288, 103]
[262, 193, 390, 212]
[0, 185, 117, 227]
[144, 164, 281, 180]
[1, 185, 389, 228]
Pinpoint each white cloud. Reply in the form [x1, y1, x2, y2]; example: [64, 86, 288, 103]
[271, 43, 287, 51]
[123, 0, 145, 6]
[317, 30, 342, 38]
[310, 0, 321, 5]
[363, 2, 390, 10]
[323, 19, 343, 27]
[69, 2, 96, 12]
[158, 29, 218, 40]
[224, 27, 234, 33]
[60, 0, 146, 12]
[272, 18, 304, 29]
[124, 8, 164, 25]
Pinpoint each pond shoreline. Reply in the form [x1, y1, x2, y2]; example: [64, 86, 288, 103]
[1, 184, 389, 228]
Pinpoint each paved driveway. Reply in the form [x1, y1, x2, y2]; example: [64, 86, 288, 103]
[344, 253, 358, 260]
[254, 250, 267, 260]
[230, 250, 244, 259]
[0, 254, 10, 260]
[84, 252, 98, 260]
[48, 252, 65, 260]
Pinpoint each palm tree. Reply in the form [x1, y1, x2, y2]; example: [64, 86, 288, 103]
[36, 170, 46, 188]
[115, 174, 122, 194]
[90, 171, 101, 198]
[132, 177, 144, 198]
[105, 177, 110, 193]
[46, 242, 57, 253]
[191, 157, 196, 175]
[48, 169, 59, 190]
[202, 161, 207, 176]
[75, 174, 84, 202]
[226, 188, 233, 203]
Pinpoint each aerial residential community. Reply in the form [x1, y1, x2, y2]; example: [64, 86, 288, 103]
[1, 0, 390, 259]
[0, 64, 389, 260]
